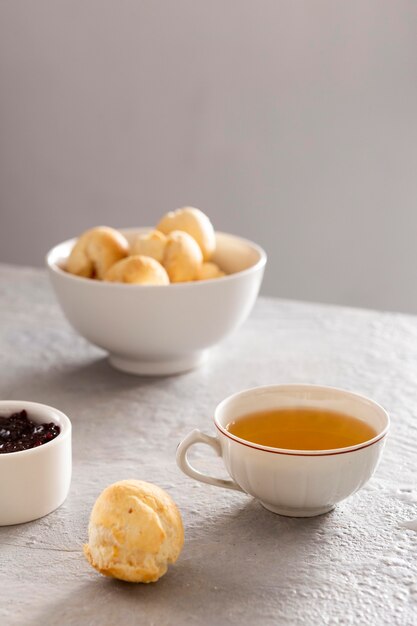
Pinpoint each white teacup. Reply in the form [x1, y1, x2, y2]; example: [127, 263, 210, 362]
[176, 384, 389, 517]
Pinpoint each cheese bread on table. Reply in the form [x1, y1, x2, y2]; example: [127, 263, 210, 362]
[84, 480, 184, 583]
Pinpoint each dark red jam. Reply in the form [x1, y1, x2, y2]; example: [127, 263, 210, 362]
[0, 410, 60, 454]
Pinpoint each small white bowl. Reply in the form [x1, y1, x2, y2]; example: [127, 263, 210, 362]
[0, 401, 72, 526]
[46, 228, 266, 376]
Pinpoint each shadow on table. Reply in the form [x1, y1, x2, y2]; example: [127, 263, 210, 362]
[24, 499, 337, 626]
[5, 355, 191, 405]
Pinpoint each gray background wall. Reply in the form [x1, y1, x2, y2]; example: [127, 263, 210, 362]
[1, 1, 417, 312]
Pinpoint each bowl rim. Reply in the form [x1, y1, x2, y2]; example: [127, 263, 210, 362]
[214, 383, 390, 457]
[45, 227, 267, 289]
[0, 400, 71, 459]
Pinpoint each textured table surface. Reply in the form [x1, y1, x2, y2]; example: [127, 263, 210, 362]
[1, 264, 417, 626]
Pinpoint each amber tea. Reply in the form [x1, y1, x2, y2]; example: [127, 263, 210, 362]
[226, 407, 377, 450]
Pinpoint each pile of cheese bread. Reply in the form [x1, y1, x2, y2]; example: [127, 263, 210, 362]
[66, 207, 225, 285]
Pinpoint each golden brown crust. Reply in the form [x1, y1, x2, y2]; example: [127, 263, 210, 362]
[196, 262, 226, 281]
[66, 227, 129, 280]
[156, 207, 215, 261]
[104, 255, 169, 285]
[130, 230, 167, 264]
[84, 480, 184, 583]
[162, 231, 203, 282]
[83, 542, 166, 583]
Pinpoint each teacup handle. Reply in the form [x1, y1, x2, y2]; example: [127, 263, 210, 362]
[176, 429, 244, 492]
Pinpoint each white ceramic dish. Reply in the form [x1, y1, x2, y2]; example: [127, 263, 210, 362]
[0, 401, 72, 526]
[46, 228, 266, 375]
[176, 384, 390, 517]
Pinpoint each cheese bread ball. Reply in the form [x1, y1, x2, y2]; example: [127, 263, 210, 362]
[84, 480, 184, 583]
[130, 230, 167, 264]
[162, 231, 203, 282]
[156, 207, 215, 261]
[67, 226, 129, 280]
[196, 262, 225, 281]
[104, 255, 169, 285]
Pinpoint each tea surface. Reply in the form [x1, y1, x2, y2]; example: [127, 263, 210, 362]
[226, 407, 377, 450]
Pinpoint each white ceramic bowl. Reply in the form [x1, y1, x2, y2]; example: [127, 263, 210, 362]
[0, 401, 72, 526]
[46, 229, 266, 375]
[177, 384, 390, 517]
